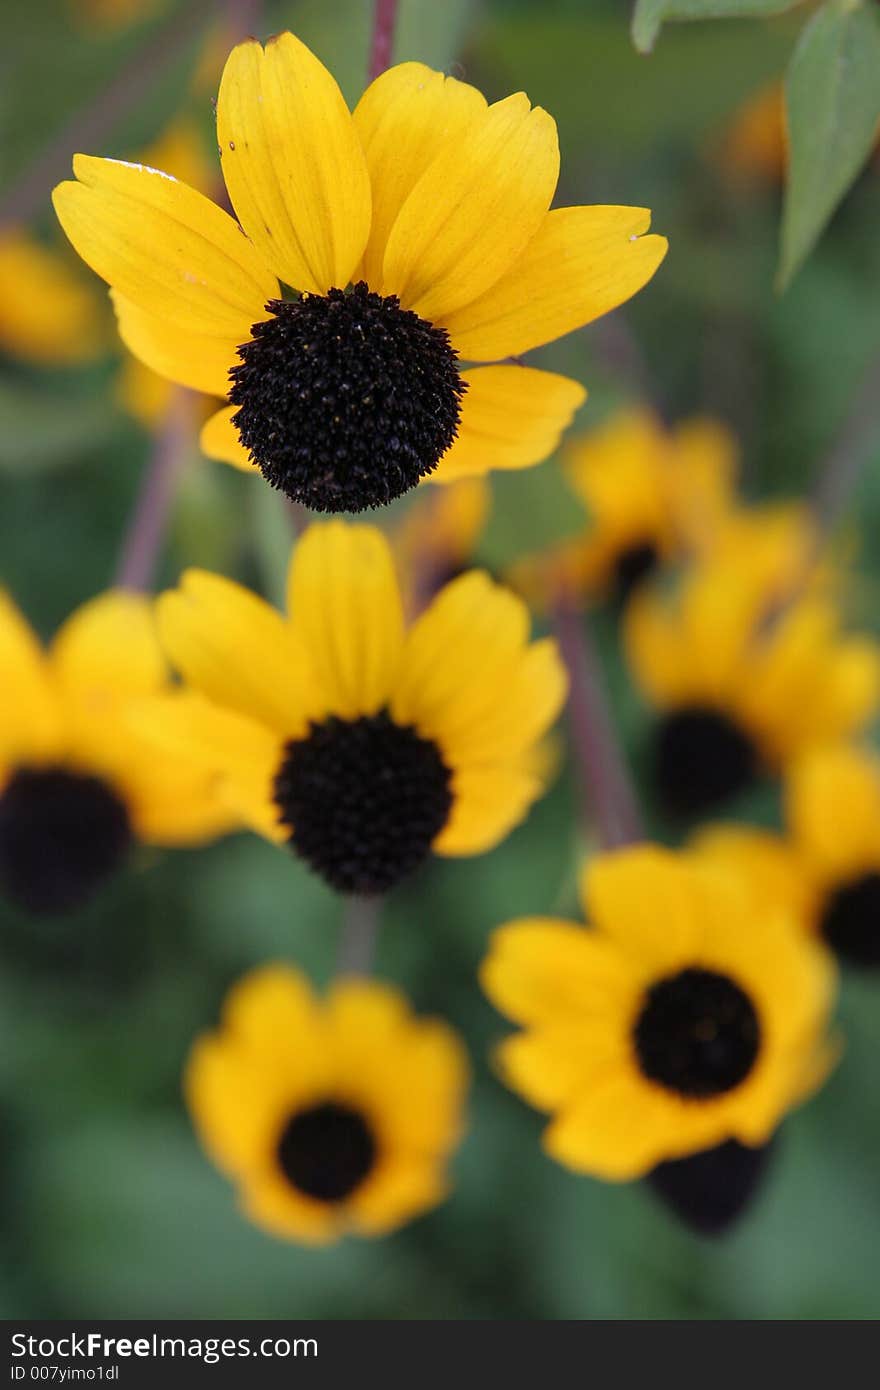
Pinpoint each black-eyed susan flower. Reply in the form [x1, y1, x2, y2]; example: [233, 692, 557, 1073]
[186, 964, 469, 1244]
[624, 558, 879, 818]
[0, 231, 106, 367]
[137, 520, 567, 896]
[52, 32, 666, 513]
[480, 845, 837, 1183]
[508, 407, 816, 612]
[694, 744, 880, 969]
[0, 590, 233, 915]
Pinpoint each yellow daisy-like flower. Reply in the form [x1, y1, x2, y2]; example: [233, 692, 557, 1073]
[480, 845, 837, 1182]
[624, 558, 880, 817]
[0, 231, 106, 367]
[694, 744, 880, 969]
[0, 590, 233, 916]
[52, 31, 666, 512]
[187, 964, 469, 1244]
[138, 520, 567, 895]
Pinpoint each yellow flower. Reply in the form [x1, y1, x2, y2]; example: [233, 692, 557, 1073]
[186, 964, 469, 1244]
[624, 558, 880, 817]
[0, 231, 106, 367]
[480, 845, 837, 1181]
[0, 590, 233, 915]
[509, 409, 737, 607]
[720, 82, 788, 185]
[695, 745, 880, 970]
[137, 520, 567, 895]
[53, 31, 666, 512]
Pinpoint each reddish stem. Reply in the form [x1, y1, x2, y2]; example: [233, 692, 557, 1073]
[368, 0, 399, 81]
[114, 388, 196, 593]
[552, 596, 643, 850]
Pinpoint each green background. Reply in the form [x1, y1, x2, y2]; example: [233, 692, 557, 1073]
[2, 0, 880, 1319]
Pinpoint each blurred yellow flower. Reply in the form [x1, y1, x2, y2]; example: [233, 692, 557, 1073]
[0, 589, 234, 915]
[0, 231, 106, 367]
[53, 31, 667, 510]
[481, 845, 837, 1181]
[186, 965, 469, 1245]
[136, 521, 567, 895]
[392, 477, 491, 615]
[625, 558, 880, 816]
[721, 82, 788, 185]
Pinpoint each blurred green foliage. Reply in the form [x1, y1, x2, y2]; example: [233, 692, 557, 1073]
[2, 0, 880, 1320]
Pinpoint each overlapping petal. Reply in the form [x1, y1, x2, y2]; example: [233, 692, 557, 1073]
[434, 367, 586, 484]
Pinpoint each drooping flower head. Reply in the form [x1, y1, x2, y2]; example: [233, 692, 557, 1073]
[137, 521, 567, 895]
[186, 965, 469, 1244]
[0, 590, 233, 915]
[53, 32, 667, 512]
[624, 558, 879, 818]
[481, 845, 837, 1185]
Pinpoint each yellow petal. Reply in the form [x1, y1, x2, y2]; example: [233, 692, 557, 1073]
[50, 590, 166, 702]
[494, 1018, 627, 1112]
[156, 571, 321, 736]
[199, 405, 259, 472]
[390, 571, 529, 746]
[435, 637, 567, 766]
[543, 1073, 681, 1181]
[381, 93, 559, 320]
[353, 62, 487, 289]
[443, 205, 668, 361]
[0, 231, 106, 367]
[480, 918, 637, 1027]
[286, 523, 405, 720]
[583, 845, 704, 972]
[786, 744, 880, 880]
[217, 33, 370, 294]
[0, 592, 62, 764]
[433, 762, 543, 856]
[112, 291, 235, 398]
[53, 155, 277, 337]
[433, 366, 585, 483]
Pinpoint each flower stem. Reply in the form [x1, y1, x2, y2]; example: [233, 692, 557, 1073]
[552, 596, 643, 850]
[337, 895, 383, 976]
[114, 388, 196, 593]
[0, 0, 215, 231]
[368, 0, 399, 81]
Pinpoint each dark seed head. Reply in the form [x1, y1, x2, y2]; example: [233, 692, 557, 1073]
[611, 540, 660, 605]
[229, 283, 466, 513]
[818, 870, 880, 967]
[634, 967, 761, 1098]
[653, 704, 758, 818]
[277, 1102, 377, 1203]
[273, 710, 453, 895]
[0, 766, 132, 915]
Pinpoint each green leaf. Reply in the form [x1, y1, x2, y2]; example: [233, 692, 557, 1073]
[779, 0, 880, 290]
[632, 0, 804, 54]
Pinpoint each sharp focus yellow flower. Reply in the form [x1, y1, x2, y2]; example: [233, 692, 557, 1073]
[480, 845, 837, 1181]
[624, 558, 880, 817]
[52, 31, 667, 512]
[137, 520, 567, 895]
[186, 964, 469, 1244]
[0, 590, 233, 915]
[0, 231, 106, 367]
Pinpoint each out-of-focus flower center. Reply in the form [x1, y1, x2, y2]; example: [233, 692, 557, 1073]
[634, 966, 761, 1098]
[652, 704, 758, 817]
[277, 1101, 377, 1202]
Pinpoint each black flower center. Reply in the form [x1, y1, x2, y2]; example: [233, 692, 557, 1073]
[0, 766, 132, 915]
[611, 540, 660, 604]
[653, 704, 758, 817]
[818, 871, 880, 967]
[229, 282, 467, 513]
[277, 1102, 377, 1203]
[634, 967, 761, 1098]
[273, 710, 453, 895]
